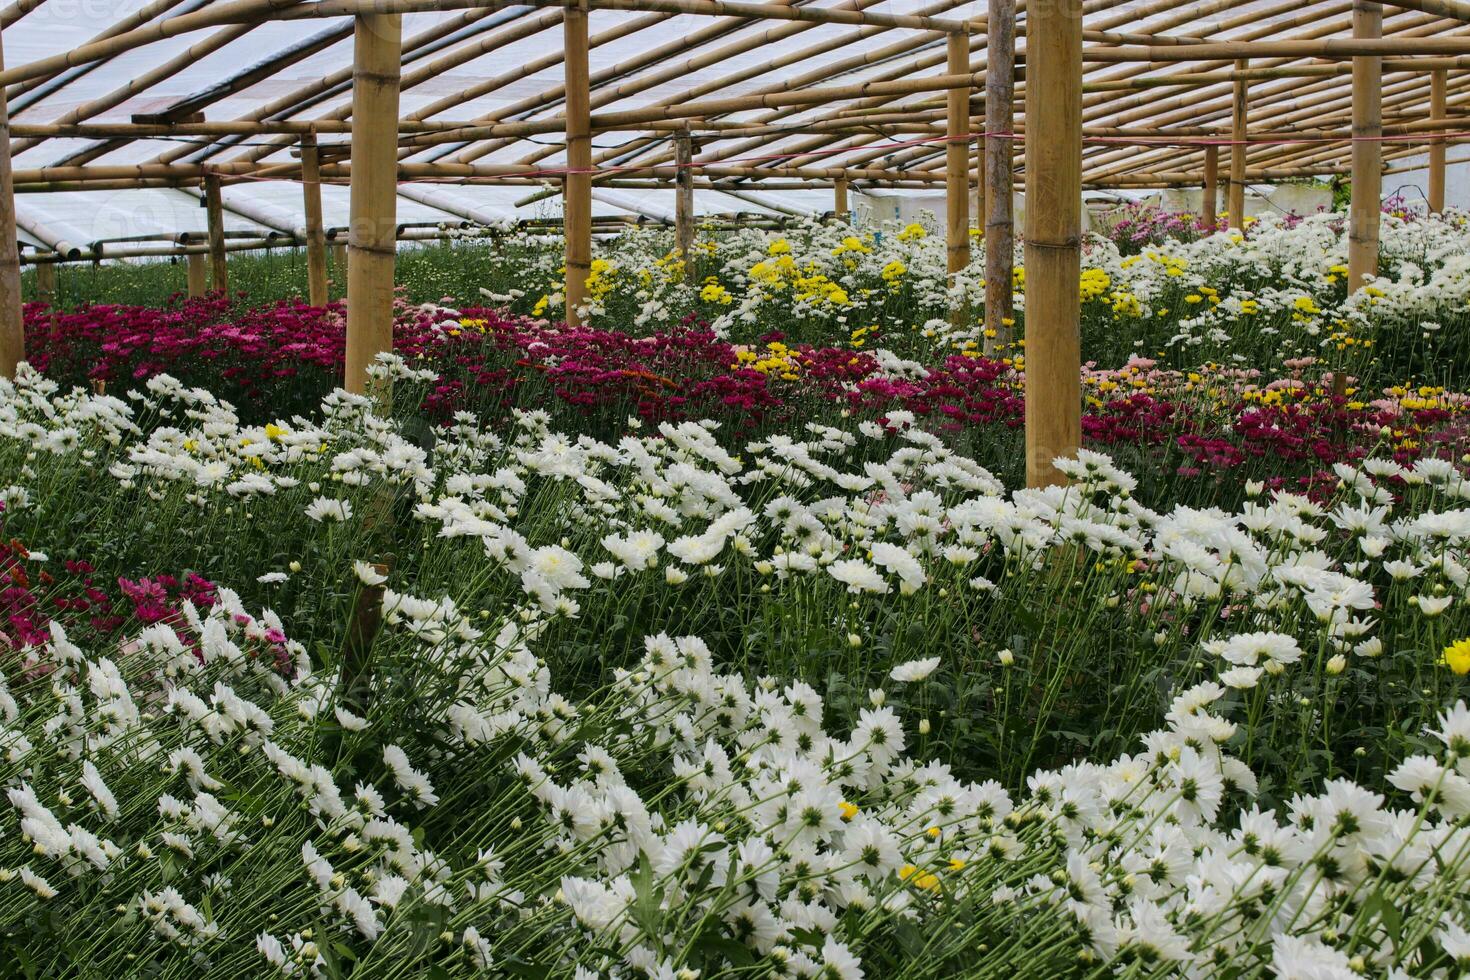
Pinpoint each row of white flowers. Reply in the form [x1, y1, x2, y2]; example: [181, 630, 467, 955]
[0, 361, 1468, 975]
[2, 557, 1469, 978]
[495, 208, 1470, 373]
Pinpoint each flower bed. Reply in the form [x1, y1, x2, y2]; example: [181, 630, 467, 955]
[0, 362, 1467, 976]
[8, 208, 1470, 977]
[24, 294, 1470, 508]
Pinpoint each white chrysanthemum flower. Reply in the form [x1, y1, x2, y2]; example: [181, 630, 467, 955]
[889, 657, 940, 683]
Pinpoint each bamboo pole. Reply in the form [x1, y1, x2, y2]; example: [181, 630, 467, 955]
[34, 260, 54, 306]
[1202, 144, 1219, 230]
[388, 10, 567, 128]
[1430, 66, 1448, 210]
[454, 0, 810, 168]
[1386, 0, 1470, 21]
[11, 20, 264, 162]
[589, 0, 969, 175]
[17, 135, 1470, 194]
[0, 31, 17, 378]
[1081, 36, 1470, 62]
[945, 29, 970, 329]
[22, 220, 782, 268]
[568, 0, 968, 176]
[674, 124, 694, 284]
[301, 133, 329, 306]
[331, 241, 348, 292]
[1229, 60, 1247, 229]
[9, 119, 485, 138]
[506, 0, 954, 174]
[187, 251, 206, 297]
[173, 8, 530, 167]
[5, 158, 958, 186]
[974, 120, 985, 232]
[984, 0, 1013, 354]
[204, 173, 229, 295]
[1080, 10, 1446, 137]
[564, 0, 592, 327]
[1073, 56, 1457, 185]
[1024, 0, 1082, 489]
[1349, 0, 1383, 295]
[0, 0, 44, 30]
[0, 0, 484, 91]
[286, 0, 969, 32]
[834, 175, 849, 221]
[406, 69, 996, 148]
[7, 0, 196, 110]
[912, 8, 1457, 186]
[414, 8, 661, 166]
[1082, 55, 1470, 90]
[344, 12, 401, 398]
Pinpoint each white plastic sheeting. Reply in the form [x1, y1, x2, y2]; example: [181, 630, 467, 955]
[0, 0, 1411, 249]
[3, 0, 995, 247]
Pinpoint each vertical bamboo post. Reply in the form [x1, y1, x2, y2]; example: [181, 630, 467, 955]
[301, 132, 329, 307]
[674, 124, 695, 284]
[36, 260, 57, 330]
[563, 0, 592, 327]
[1201, 144, 1218, 232]
[984, 0, 1014, 354]
[344, 12, 401, 398]
[1429, 67, 1447, 213]
[1344, 0, 1382, 400]
[331, 241, 348, 293]
[1228, 60, 1247, 231]
[834, 175, 849, 223]
[974, 120, 986, 234]
[204, 173, 228, 295]
[34, 260, 54, 307]
[0, 33, 20, 379]
[945, 29, 971, 329]
[186, 251, 206, 297]
[1024, 0, 1081, 488]
[1348, 0, 1382, 294]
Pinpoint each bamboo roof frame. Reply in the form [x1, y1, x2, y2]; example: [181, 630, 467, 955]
[0, 0, 1457, 479]
[0, 0, 1465, 243]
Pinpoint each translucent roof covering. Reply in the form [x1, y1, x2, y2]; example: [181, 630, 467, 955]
[2, 0, 1465, 251]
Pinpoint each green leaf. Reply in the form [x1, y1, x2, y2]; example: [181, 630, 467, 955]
[630, 852, 662, 938]
[500, 957, 552, 979]
[692, 931, 756, 968]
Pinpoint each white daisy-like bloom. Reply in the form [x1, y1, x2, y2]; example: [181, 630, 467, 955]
[352, 560, 387, 586]
[827, 559, 890, 594]
[304, 496, 353, 523]
[1413, 594, 1454, 617]
[889, 657, 941, 683]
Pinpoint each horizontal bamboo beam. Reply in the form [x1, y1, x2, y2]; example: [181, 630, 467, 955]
[279, 0, 971, 33]
[10, 119, 473, 138]
[1086, 36, 1470, 61]
[7, 116, 964, 142]
[18, 215, 801, 265]
[6, 159, 961, 185]
[1082, 55, 1470, 89]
